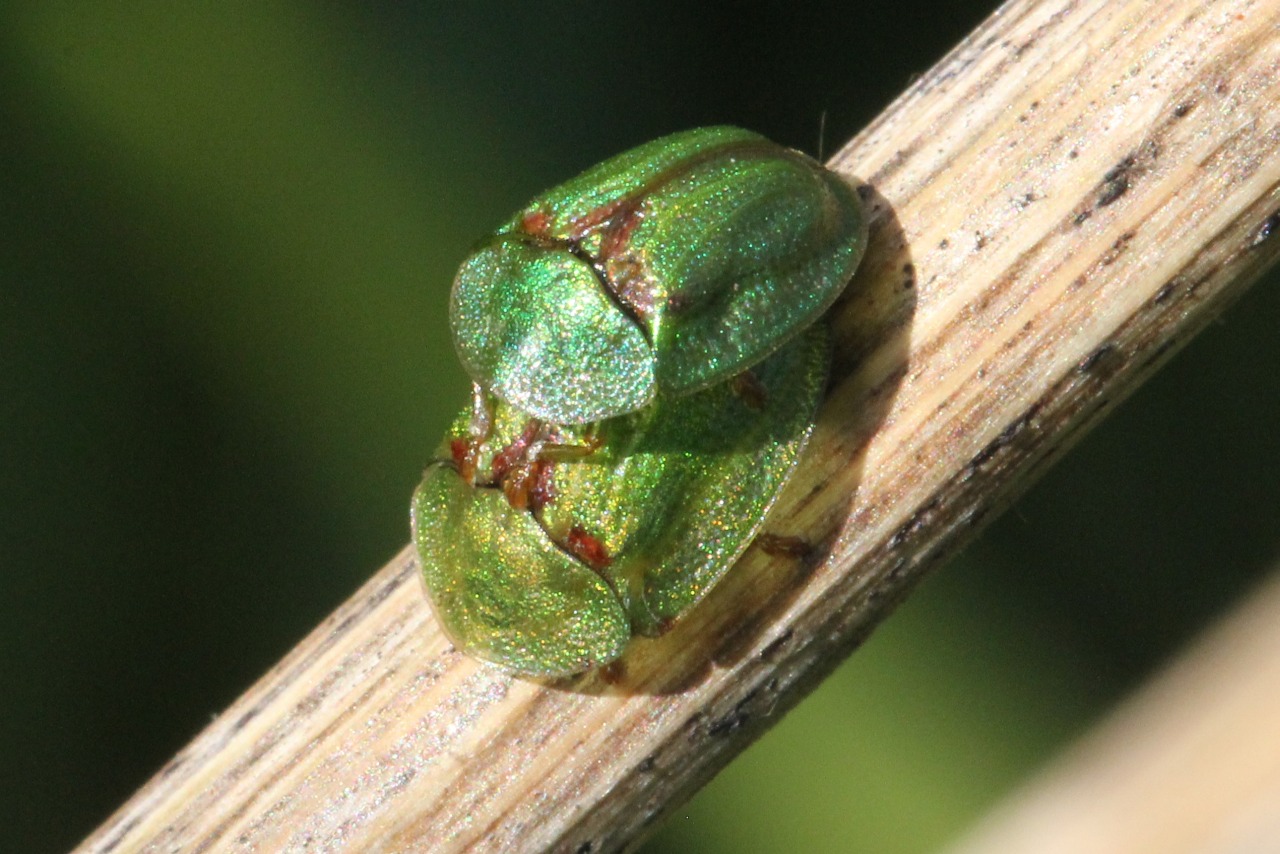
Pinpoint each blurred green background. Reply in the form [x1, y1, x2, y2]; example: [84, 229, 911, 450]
[3, 3, 1278, 852]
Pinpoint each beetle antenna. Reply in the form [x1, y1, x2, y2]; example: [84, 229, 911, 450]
[467, 383, 492, 443]
[817, 110, 828, 163]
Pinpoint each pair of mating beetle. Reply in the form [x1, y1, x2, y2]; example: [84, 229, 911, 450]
[412, 126, 867, 676]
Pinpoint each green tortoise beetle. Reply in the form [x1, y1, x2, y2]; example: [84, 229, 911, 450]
[415, 126, 866, 675]
[450, 125, 866, 424]
[413, 325, 830, 677]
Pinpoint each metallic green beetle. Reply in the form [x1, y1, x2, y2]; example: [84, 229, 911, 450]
[451, 125, 865, 424]
[413, 325, 829, 676]
[415, 127, 866, 675]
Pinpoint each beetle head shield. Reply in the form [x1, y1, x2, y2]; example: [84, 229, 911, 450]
[451, 235, 656, 424]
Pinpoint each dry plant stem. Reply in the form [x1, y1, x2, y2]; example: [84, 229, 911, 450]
[943, 568, 1280, 854]
[80, 1, 1280, 851]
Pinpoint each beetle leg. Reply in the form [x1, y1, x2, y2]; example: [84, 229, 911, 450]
[447, 383, 498, 484]
[536, 432, 604, 463]
[564, 525, 614, 570]
[494, 421, 560, 512]
[501, 458, 554, 512]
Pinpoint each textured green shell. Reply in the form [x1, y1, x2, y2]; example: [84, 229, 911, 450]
[451, 126, 864, 424]
[412, 324, 828, 676]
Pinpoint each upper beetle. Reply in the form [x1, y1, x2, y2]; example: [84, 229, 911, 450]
[450, 126, 866, 424]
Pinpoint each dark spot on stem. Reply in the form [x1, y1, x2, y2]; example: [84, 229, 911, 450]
[1098, 170, 1130, 207]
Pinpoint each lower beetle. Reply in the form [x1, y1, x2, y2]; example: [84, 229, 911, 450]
[413, 325, 829, 676]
